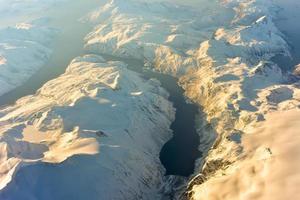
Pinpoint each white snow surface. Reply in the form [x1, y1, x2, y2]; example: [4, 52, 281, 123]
[0, 20, 56, 96]
[0, 55, 174, 199]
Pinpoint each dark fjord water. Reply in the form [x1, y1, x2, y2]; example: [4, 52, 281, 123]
[143, 69, 201, 176]
[155, 73, 200, 176]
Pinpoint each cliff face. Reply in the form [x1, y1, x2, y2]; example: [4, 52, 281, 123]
[84, 0, 300, 199]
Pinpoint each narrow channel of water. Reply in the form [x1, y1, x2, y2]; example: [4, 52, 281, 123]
[157, 73, 201, 177]
[145, 68, 201, 177]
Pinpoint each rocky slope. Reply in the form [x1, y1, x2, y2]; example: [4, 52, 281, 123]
[0, 55, 175, 199]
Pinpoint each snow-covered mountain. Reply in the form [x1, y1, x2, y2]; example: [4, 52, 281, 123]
[0, 0, 299, 199]
[83, 0, 300, 199]
[0, 55, 174, 199]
